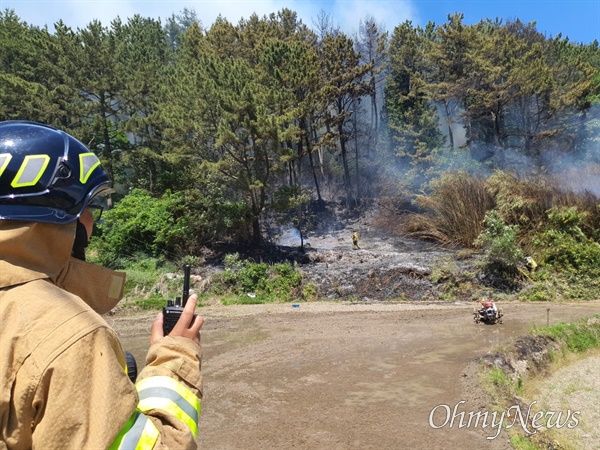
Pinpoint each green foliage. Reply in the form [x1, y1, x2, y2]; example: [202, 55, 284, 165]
[519, 282, 555, 302]
[526, 205, 600, 300]
[487, 366, 511, 387]
[264, 263, 303, 301]
[92, 189, 189, 266]
[534, 206, 600, 276]
[475, 210, 524, 267]
[131, 294, 167, 310]
[181, 179, 252, 244]
[484, 171, 549, 234]
[119, 257, 180, 300]
[535, 316, 600, 353]
[3, 8, 600, 301]
[123, 267, 160, 297]
[510, 435, 541, 450]
[385, 21, 444, 167]
[301, 282, 318, 301]
[212, 253, 303, 303]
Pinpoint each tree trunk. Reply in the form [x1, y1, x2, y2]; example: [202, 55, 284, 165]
[353, 111, 361, 205]
[302, 119, 323, 205]
[252, 216, 262, 245]
[337, 122, 353, 210]
[99, 92, 113, 180]
[445, 100, 454, 149]
[312, 127, 325, 179]
[305, 134, 323, 206]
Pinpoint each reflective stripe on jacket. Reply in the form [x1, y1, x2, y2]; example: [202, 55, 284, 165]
[109, 376, 202, 450]
[109, 410, 160, 450]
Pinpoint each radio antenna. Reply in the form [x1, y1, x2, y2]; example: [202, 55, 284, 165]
[182, 264, 191, 306]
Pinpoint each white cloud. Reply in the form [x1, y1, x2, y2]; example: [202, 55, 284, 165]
[68, 1, 138, 28]
[1, 0, 417, 34]
[331, 0, 417, 34]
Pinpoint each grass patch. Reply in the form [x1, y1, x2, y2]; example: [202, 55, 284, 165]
[510, 435, 540, 450]
[210, 253, 303, 304]
[487, 366, 511, 387]
[129, 294, 166, 310]
[533, 316, 600, 353]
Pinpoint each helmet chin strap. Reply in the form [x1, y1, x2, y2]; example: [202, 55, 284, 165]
[71, 219, 88, 261]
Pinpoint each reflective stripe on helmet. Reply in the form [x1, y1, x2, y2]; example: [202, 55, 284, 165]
[11, 154, 50, 187]
[136, 376, 201, 437]
[0, 121, 112, 224]
[79, 152, 101, 184]
[109, 409, 159, 450]
[0, 153, 12, 177]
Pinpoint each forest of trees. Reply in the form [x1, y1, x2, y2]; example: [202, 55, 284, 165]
[2, 7, 599, 256]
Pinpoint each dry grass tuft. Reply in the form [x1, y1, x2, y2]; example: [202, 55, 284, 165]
[375, 169, 600, 249]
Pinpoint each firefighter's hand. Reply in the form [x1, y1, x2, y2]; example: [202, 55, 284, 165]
[150, 294, 204, 345]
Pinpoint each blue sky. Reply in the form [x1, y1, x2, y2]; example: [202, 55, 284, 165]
[1, 0, 599, 44]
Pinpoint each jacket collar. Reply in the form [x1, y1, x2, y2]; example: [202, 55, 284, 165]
[0, 221, 125, 314]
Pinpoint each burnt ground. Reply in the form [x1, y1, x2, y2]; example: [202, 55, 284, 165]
[198, 205, 474, 302]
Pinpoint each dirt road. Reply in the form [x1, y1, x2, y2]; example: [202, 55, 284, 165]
[108, 301, 600, 450]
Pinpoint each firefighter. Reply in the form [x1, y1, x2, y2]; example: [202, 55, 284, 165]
[0, 121, 203, 449]
[352, 229, 361, 250]
[525, 256, 538, 272]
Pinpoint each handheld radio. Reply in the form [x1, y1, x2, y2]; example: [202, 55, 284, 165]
[162, 264, 191, 335]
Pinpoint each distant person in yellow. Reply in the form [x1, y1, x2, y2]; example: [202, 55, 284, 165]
[352, 230, 361, 249]
[525, 256, 537, 272]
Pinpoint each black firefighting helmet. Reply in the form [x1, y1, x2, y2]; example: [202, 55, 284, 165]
[0, 120, 112, 224]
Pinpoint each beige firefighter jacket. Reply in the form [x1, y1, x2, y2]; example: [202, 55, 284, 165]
[0, 221, 203, 449]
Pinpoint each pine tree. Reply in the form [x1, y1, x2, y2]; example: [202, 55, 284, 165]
[318, 32, 373, 207]
[384, 21, 443, 170]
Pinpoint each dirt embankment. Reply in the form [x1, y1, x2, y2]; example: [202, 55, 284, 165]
[479, 316, 600, 449]
[530, 354, 600, 449]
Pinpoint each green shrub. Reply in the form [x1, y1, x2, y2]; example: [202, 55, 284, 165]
[220, 293, 269, 305]
[223, 253, 243, 271]
[131, 294, 166, 310]
[124, 269, 158, 297]
[302, 282, 318, 301]
[534, 206, 600, 276]
[475, 210, 524, 266]
[238, 262, 269, 293]
[519, 282, 554, 302]
[91, 189, 189, 266]
[212, 254, 303, 303]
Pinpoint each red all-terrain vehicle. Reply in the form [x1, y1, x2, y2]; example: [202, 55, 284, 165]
[473, 297, 503, 324]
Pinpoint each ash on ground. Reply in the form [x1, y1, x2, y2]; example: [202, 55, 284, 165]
[198, 204, 485, 302]
[298, 221, 464, 301]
